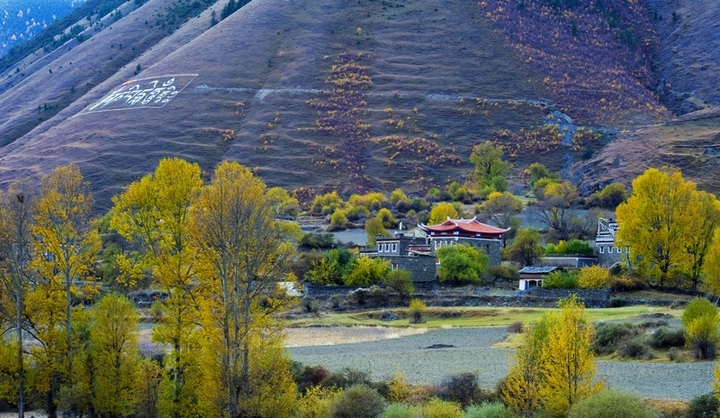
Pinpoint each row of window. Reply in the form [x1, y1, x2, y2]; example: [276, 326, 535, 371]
[598, 246, 628, 254]
[377, 243, 398, 253]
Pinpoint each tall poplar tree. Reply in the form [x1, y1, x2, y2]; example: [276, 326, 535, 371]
[30, 164, 100, 417]
[191, 161, 296, 417]
[110, 157, 204, 417]
[0, 181, 34, 418]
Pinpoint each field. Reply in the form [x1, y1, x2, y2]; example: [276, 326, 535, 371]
[285, 305, 682, 328]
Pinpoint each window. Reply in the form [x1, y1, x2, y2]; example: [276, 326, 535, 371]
[377, 244, 382, 252]
[391, 243, 397, 252]
[392, 263, 398, 270]
[384, 244, 389, 252]
[599, 246, 604, 254]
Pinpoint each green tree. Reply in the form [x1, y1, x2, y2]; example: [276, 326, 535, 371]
[436, 243, 489, 284]
[470, 141, 510, 193]
[507, 228, 543, 266]
[428, 202, 459, 225]
[616, 168, 698, 286]
[191, 161, 297, 417]
[365, 216, 389, 248]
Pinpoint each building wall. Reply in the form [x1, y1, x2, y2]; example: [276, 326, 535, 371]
[385, 256, 437, 282]
[596, 243, 625, 267]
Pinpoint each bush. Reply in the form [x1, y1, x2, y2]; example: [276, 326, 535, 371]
[542, 270, 579, 289]
[383, 270, 415, 299]
[544, 239, 595, 256]
[609, 296, 626, 307]
[619, 340, 649, 359]
[666, 347, 684, 362]
[463, 402, 516, 418]
[593, 322, 634, 355]
[293, 363, 332, 393]
[296, 385, 343, 418]
[608, 275, 647, 292]
[486, 265, 519, 282]
[348, 288, 372, 305]
[578, 265, 610, 289]
[301, 233, 336, 249]
[507, 321, 523, 334]
[322, 368, 371, 390]
[440, 372, 483, 408]
[300, 298, 320, 313]
[685, 392, 719, 418]
[682, 298, 719, 360]
[380, 404, 416, 418]
[331, 384, 387, 418]
[646, 327, 685, 349]
[567, 388, 658, 418]
[409, 299, 427, 324]
[418, 398, 462, 418]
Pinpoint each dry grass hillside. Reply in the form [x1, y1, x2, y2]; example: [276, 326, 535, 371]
[0, 0, 718, 210]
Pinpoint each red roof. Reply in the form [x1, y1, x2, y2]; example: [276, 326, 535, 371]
[420, 217, 509, 238]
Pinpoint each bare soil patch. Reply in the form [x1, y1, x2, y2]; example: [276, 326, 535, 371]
[285, 325, 428, 347]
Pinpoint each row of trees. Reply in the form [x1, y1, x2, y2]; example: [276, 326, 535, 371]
[0, 158, 299, 417]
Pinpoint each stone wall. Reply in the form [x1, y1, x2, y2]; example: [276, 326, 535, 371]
[388, 256, 437, 282]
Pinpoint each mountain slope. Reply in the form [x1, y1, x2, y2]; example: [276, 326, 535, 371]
[0, 0, 718, 211]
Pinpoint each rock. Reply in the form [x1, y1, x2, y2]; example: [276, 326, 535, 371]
[380, 309, 398, 321]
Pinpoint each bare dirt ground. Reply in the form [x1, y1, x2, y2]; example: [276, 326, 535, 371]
[285, 326, 429, 347]
[287, 326, 715, 401]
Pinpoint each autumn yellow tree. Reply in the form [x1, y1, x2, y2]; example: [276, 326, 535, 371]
[89, 294, 145, 416]
[539, 295, 602, 417]
[703, 229, 720, 297]
[110, 157, 205, 417]
[191, 161, 297, 417]
[616, 168, 698, 286]
[428, 202, 459, 225]
[500, 316, 552, 416]
[30, 164, 100, 417]
[0, 180, 34, 417]
[686, 191, 720, 288]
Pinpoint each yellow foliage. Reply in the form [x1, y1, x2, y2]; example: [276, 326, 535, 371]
[428, 202, 458, 225]
[540, 296, 603, 417]
[296, 385, 342, 418]
[386, 369, 412, 403]
[577, 265, 610, 289]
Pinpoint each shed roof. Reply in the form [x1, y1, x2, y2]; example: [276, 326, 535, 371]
[419, 217, 509, 236]
[518, 266, 562, 274]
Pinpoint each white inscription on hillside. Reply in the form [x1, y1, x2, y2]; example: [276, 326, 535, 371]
[84, 74, 198, 114]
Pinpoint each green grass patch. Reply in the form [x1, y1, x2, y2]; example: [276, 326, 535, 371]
[286, 305, 680, 328]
